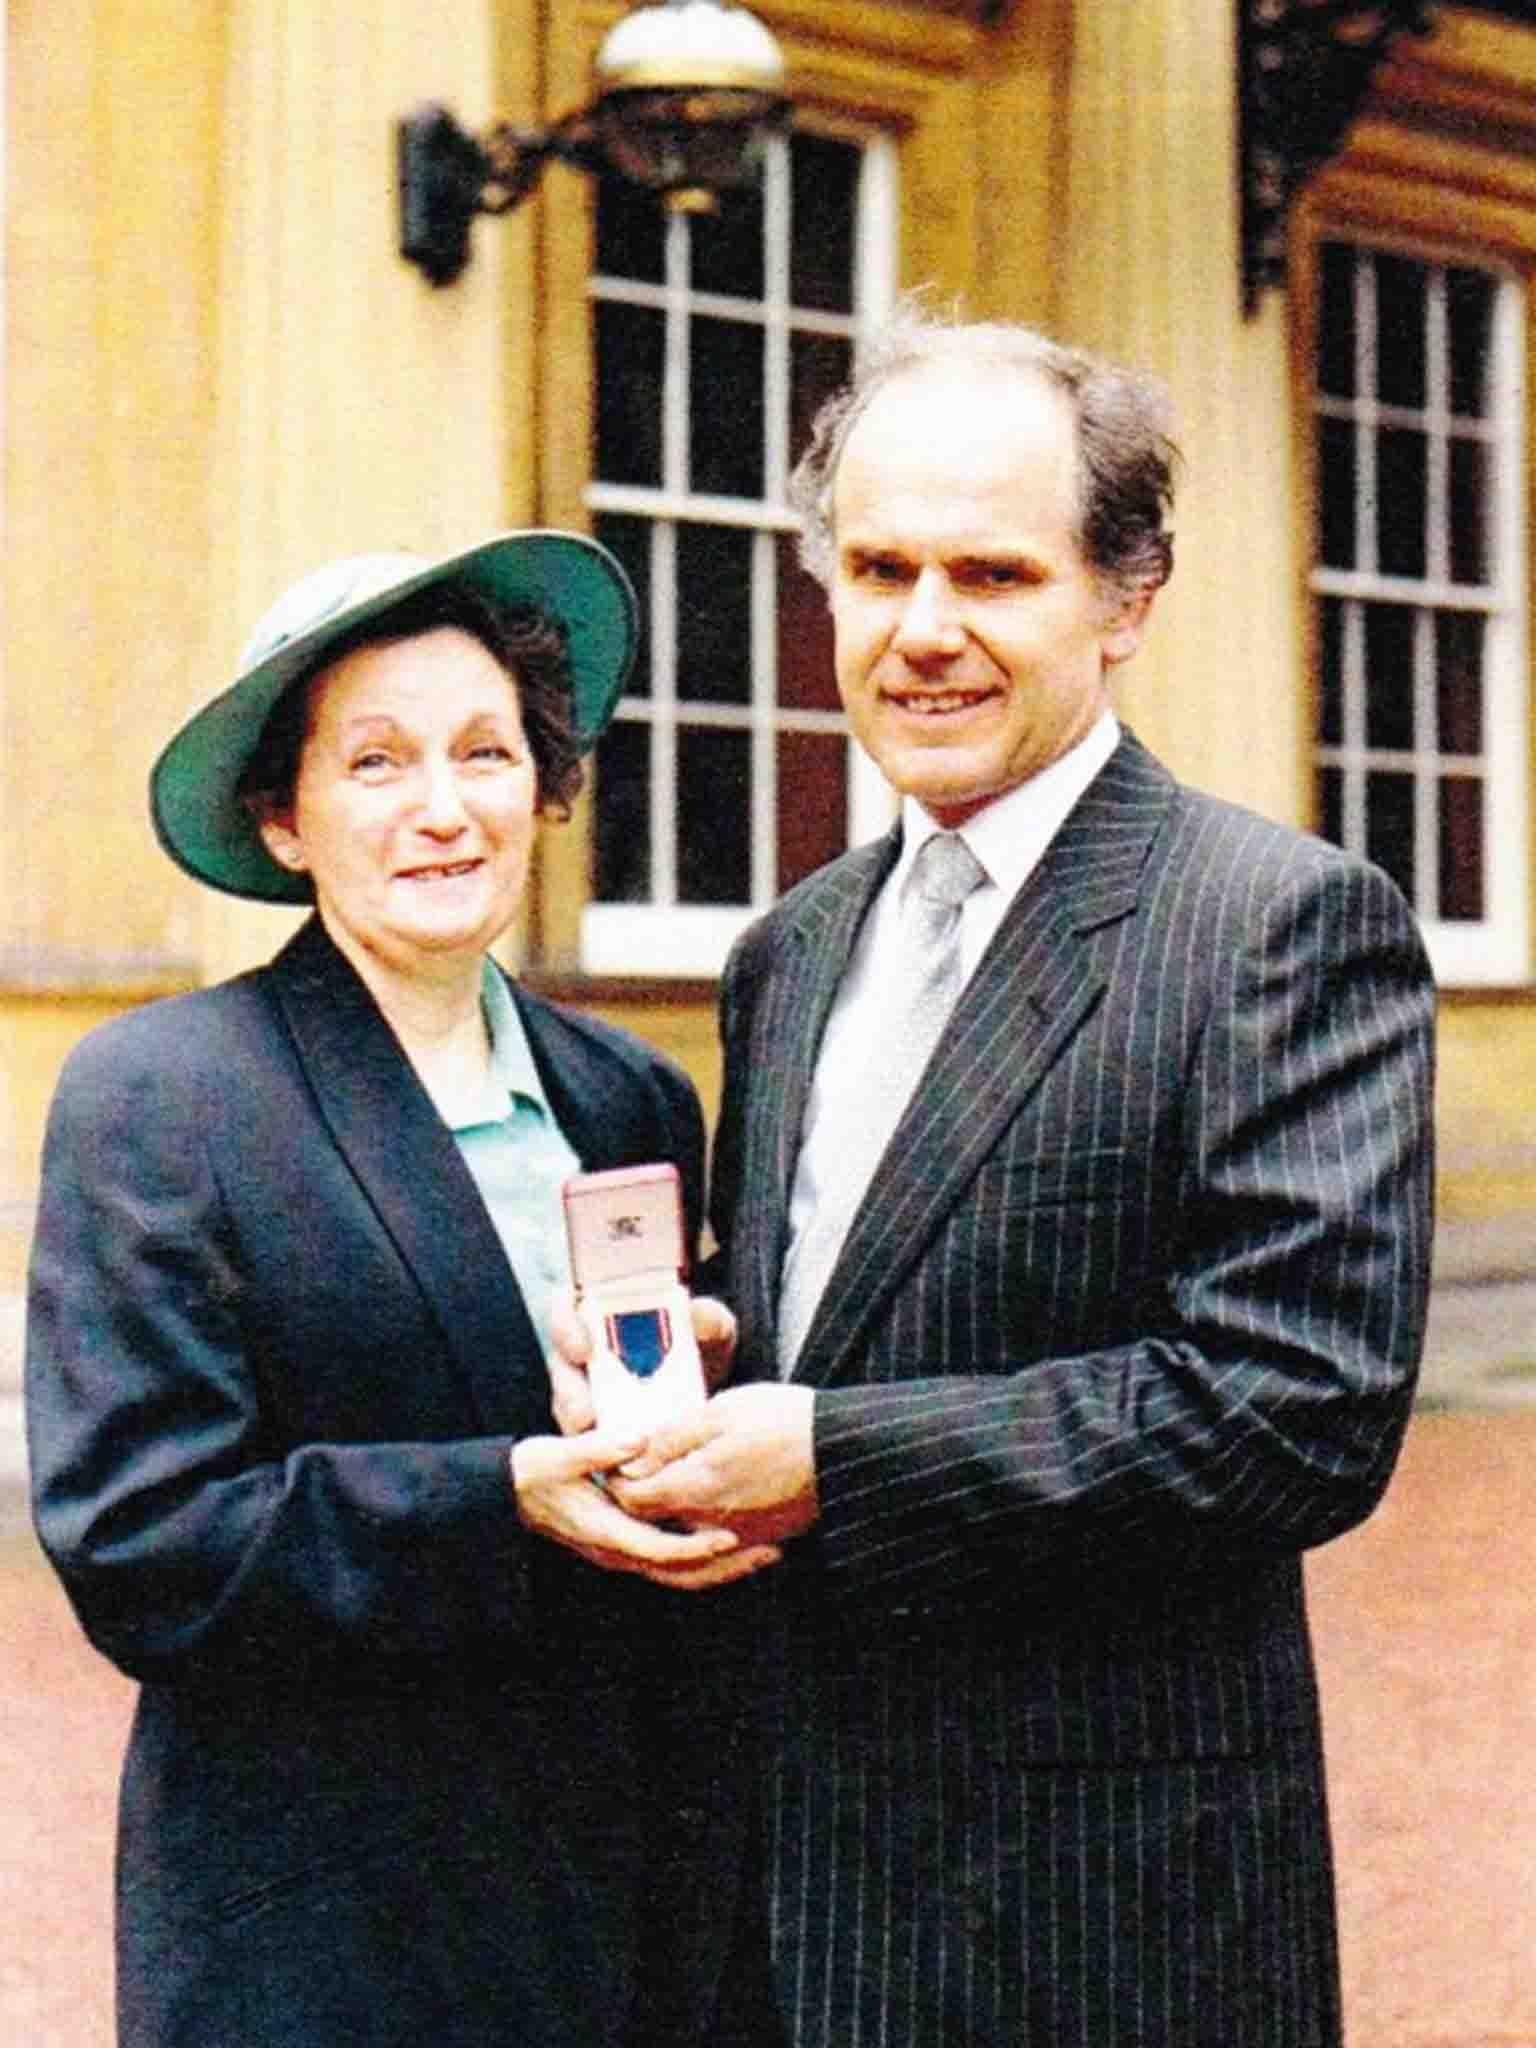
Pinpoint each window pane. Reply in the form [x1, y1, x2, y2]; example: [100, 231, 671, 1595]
[1318, 417, 1356, 570]
[1318, 243, 1356, 399]
[677, 523, 753, 706]
[1363, 604, 1415, 750]
[1435, 611, 1483, 754]
[689, 316, 764, 497]
[1374, 253, 1427, 410]
[790, 134, 859, 314]
[691, 184, 764, 300]
[594, 514, 652, 699]
[1317, 597, 1344, 747]
[776, 536, 838, 711]
[595, 302, 664, 487]
[1317, 765, 1343, 849]
[1439, 776, 1484, 920]
[1376, 428, 1426, 578]
[595, 175, 665, 284]
[777, 732, 847, 891]
[1365, 770, 1416, 898]
[1448, 267, 1495, 420]
[790, 330, 853, 471]
[678, 729, 751, 903]
[593, 721, 651, 902]
[1448, 437, 1490, 585]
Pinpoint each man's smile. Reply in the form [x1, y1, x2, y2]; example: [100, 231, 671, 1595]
[883, 685, 1000, 717]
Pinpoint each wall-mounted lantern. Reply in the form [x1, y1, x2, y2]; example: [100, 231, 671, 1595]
[398, 0, 791, 287]
[1239, 0, 1438, 317]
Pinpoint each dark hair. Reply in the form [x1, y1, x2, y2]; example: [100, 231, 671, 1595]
[237, 579, 584, 831]
[788, 300, 1180, 605]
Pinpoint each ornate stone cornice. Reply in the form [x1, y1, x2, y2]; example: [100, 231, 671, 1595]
[1240, 1, 1439, 314]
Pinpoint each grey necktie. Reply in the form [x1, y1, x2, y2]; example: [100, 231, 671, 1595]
[777, 830, 986, 1375]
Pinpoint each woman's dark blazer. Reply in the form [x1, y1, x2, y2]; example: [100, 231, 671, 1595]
[25, 915, 721, 2048]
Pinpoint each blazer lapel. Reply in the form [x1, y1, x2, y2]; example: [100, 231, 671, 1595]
[267, 918, 549, 1435]
[791, 735, 1176, 1386]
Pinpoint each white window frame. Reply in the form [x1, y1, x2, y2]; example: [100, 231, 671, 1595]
[1311, 235, 1529, 987]
[581, 123, 897, 980]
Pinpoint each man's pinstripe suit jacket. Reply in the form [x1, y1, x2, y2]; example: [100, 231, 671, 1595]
[707, 730, 1436, 2048]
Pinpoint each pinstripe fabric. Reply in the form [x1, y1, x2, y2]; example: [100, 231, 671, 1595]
[709, 733, 1435, 2047]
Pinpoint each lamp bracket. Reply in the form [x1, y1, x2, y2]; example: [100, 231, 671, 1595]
[397, 103, 602, 287]
[1239, 0, 1438, 317]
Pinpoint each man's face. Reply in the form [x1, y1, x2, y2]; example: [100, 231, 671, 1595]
[829, 366, 1152, 827]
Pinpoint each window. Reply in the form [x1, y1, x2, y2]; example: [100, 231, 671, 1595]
[582, 125, 897, 978]
[1310, 238, 1529, 985]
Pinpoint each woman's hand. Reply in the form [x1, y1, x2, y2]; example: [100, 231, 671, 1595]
[510, 1428, 778, 1590]
[545, 1291, 740, 1436]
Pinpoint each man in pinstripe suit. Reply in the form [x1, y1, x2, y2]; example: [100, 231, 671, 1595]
[567, 310, 1436, 2046]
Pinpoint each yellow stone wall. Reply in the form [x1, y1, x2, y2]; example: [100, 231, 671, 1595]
[3, 0, 1534, 1262]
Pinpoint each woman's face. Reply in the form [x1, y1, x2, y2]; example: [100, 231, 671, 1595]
[258, 626, 539, 981]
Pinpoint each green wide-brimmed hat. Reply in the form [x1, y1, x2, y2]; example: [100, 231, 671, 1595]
[150, 529, 637, 903]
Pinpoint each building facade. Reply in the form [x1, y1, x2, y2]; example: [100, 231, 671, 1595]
[5, 0, 1536, 1284]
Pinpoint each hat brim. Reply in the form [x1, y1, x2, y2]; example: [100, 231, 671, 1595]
[150, 530, 637, 903]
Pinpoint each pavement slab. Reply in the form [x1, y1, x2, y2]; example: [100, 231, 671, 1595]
[1, 1413, 1533, 2046]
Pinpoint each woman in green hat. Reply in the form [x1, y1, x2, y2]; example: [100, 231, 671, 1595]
[25, 532, 772, 2048]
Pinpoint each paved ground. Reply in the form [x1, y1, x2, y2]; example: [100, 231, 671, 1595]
[2, 1212, 1533, 2044]
[2, 1417, 1532, 2047]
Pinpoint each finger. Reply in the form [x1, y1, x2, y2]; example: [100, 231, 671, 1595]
[560, 1479, 741, 1559]
[547, 1287, 594, 1367]
[548, 1354, 597, 1436]
[689, 1297, 737, 1349]
[609, 1455, 714, 1512]
[520, 1429, 647, 1488]
[635, 1544, 781, 1591]
[614, 1416, 716, 1482]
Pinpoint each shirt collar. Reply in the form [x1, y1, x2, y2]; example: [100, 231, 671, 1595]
[895, 710, 1120, 900]
[452, 960, 554, 1131]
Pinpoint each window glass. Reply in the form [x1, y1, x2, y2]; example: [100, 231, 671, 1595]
[1374, 253, 1426, 410]
[677, 523, 753, 706]
[1439, 778, 1485, 921]
[594, 513, 651, 698]
[593, 721, 652, 904]
[678, 729, 751, 903]
[1448, 438, 1490, 585]
[1435, 613, 1483, 755]
[1317, 243, 1356, 399]
[594, 302, 664, 488]
[1309, 238, 1525, 982]
[1318, 418, 1356, 571]
[777, 731, 847, 891]
[585, 125, 893, 974]
[791, 134, 859, 314]
[1365, 769, 1417, 895]
[595, 174, 665, 284]
[1363, 605, 1415, 750]
[692, 186, 765, 299]
[1376, 427, 1427, 578]
[1317, 596, 1344, 747]
[689, 316, 766, 498]
[1447, 268, 1494, 420]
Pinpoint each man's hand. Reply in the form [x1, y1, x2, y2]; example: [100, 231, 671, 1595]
[510, 1429, 778, 1590]
[545, 1289, 740, 1436]
[610, 1383, 819, 1548]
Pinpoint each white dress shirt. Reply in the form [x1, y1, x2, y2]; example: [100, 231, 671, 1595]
[779, 713, 1120, 1370]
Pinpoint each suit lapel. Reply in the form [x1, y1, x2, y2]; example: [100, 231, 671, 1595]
[267, 918, 549, 1435]
[790, 735, 1176, 1386]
